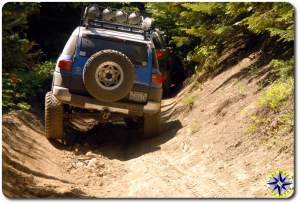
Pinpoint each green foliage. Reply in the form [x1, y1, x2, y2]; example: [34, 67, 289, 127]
[247, 69, 294, 137]
[3, 61, 55, 111]
[2, 3, 52, 112]
[186, 45, 216, 62]
[177, 3, 235, 41]
[246, 108, 294, 137]
[240, 3, 294, 42]
[2, 34, 42, 72]
[246, 115, 264, 134]
[277, 110, 294, 134]
[146, 3, 184, 38]
[121, 5, 140, 13]
[172, 36, 189, 47]
[270, 57, 294, 80]
[3, 2, 42, 72]
[182, 3, 220, 14]
[258, 78, 293, 110]
[146, 2, 294, 75]
[247, 57, 294, 138]
[182, 95, 195, 108]
[2, 2, 40, 34]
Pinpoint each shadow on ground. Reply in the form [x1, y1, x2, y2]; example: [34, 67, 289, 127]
[51, 118, 182, 162]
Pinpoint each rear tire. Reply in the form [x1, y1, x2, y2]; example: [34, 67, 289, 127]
[143, 110, 161, 138]
[45, 91, 64, 139]
[163, 71, 172, 97]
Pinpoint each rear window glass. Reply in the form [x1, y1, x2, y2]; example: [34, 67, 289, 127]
[81, 35, 148, 66]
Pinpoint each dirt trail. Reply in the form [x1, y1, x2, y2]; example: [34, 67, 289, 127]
[2, 49, 294, 198]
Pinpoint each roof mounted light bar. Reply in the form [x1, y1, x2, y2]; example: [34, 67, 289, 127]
[82, 4, 153, 35]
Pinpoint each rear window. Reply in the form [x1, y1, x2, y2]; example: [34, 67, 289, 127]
[81, 35, 148, 66]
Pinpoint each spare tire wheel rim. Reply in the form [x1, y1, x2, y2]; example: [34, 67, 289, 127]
[95, 61, 124, 90]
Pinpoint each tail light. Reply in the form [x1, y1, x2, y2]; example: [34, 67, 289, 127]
[152, 73, 165, 84]
[155, 50, 165, 59]
[58, 59, 73, 71]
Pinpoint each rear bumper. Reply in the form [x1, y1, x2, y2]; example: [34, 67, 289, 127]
[52, 86, 161, 116]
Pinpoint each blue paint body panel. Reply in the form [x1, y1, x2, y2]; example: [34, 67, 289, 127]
[69, 36, 153, 86]
[55, 26, 161, 99]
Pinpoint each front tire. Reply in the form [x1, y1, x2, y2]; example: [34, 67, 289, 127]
[143, 110, 161, 138]
[45, 91, 64, 139]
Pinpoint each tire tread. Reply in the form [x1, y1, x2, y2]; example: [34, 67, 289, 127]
[45, 92, 64, 139]
[143, 110, 161, 138]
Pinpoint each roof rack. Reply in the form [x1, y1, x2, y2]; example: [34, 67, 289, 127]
[86, 19, 147, 37]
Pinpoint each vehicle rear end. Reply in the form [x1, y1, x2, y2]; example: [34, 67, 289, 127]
[53, 26, 163, 110]
[47, 5, 163, 140]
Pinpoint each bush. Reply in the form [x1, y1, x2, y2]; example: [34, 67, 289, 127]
[270, 57, 294, 80]
[182, 95, 195, 110]
[146, 2, 294, 75]
[241, 3, 294, 42]
[3, 61, 55, 112]
[258, 78, 293, 110]
[247, 57, 294, 137]
[2, 3, 41, 73]
[186, 45, 216, 63]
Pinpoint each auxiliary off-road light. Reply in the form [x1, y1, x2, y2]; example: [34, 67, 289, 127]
[58, 59, 72, 71]
[86, 5, 100, 20]
[102, 8, 114, 21]
[152, 73, 165, 84]
[142, 17, 153, 30]
[128, 12, 142, 25]
[115, 10, 128, 23]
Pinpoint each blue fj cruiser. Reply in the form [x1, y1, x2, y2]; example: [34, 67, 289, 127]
[45, 5, 163, 140]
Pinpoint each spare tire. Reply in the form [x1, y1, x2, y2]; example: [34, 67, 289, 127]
[83, 50, 135, 102]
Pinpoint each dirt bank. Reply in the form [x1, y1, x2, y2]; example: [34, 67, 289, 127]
[2, 46, 294, 198]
